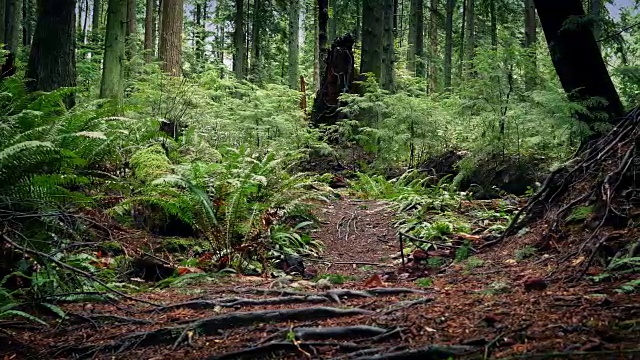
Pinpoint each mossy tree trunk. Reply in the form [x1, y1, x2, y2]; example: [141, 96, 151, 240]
[443, 0, 454, 90]
[100, 0, 126, 107]
[380, 0, 394, 91]
[158, 0, 182, 76]
[360, 0, 383, 82]
[233, 0, 245, 79]
[287, 0, 300, 90]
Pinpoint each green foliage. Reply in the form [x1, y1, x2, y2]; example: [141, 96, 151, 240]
[515, 245, 537, 261]
[316, 273, 355, 285]
[567, 205, 595, 222]
[414, 278, 433, 288]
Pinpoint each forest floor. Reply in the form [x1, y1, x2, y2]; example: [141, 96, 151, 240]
[2, 196, 640, 360]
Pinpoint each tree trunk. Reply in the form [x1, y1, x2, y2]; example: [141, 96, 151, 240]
[328, 0, 335, 42]
[22, 0, 35, 46]
[534, 0, 623, 124]
[443, 0, 454, 90]
[287, 0, 300, 89]
[524, 0, 537, 90]
[589, 0, 602, 49]
[82, 0, 89, 43]
[144, 0, 153, 62]
[100, 0, 126, 106]
[6, 0, 22, 54]
[26, 0, 76, 108]
[233, 0, 245, 79]
[318, 0, 328, 84]
[489, 0, 496, 50]
[457, 0, 465, 79]
[0, 0, 6, 45]
[428, 0, 437, 91]
[313, 0, 319, 91]
[360, 0, 383, 82]
[250, 0, 262, 81]
[126, 0, 137, 58]
[407, 0, 423, 76]
[380, 0, 394, 91]
[464, 0, 474, 76]
[92, 0, 100, 31]
[158, 0, 181, 76]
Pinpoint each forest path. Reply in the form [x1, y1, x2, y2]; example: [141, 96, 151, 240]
[2, 197, 639, 360]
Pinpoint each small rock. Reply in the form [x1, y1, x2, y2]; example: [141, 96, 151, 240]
[523, 277, 548, 291]
[316, 278, 333, 290]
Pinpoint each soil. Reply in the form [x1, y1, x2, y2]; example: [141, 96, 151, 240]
[1, 196, 639, 360]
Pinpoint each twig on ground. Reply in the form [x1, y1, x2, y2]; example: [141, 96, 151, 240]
[1, 234, 160, 307]
[333, 344, 479, 359]
[382, 297, 434, 314]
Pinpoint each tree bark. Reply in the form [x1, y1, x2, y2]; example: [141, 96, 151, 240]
[22, 0, 35, 46]
[159, 0, 182, 76]
[589, 0, 602, 49]
[233, 0, 245, 79]
[25, 0, 77, 108]
[313, 0, 319, 91]
[144, 0, 153, 62]
[524, 0, 537, 90]
[0, 0, 6, 45]
[92, 0, 100, 32]
[380, 0, 394, 91]
[6, 0, 22, 54]
[126, 0, 137, 58]
[407, 0, 423, 76]
[318, 0, 328, 85]
[250, 0, 262, 81]
[328, 0, 335, 42]
[464, 0, 474, 77]
[428, 0, 437, 91]
[360, 0, 383, 82]
[443, 0, 454, 90]
[100, 0, 126, 106]
[287, 0, 300, 89]
[534, 0, 624, 124]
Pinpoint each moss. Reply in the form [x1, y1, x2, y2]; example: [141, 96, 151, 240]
[129, 145, 173, 182]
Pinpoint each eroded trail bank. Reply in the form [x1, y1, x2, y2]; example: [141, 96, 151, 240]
[1, 197, 639, 360]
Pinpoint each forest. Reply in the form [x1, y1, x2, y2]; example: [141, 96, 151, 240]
[0, 0, 639, 358]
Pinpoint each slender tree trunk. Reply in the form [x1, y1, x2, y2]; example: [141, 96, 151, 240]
[26, 0, 76, 108]
[6, 0, 22, 54]
[0, 0, 6, 45]
[250, 0, 262, 81]
[360, 0, 383, 81]
[328, 0, 335, 42]
[157, 0, 162, 55]
[489, 0, 496, 50]
[22, 0, 35, 46]
[318, 0, 328, 83]
[428, 0, 437, 91]
[92, 0, 100, 31]
[82, 0, 89, 43]
[464, 0, 474, 76]
[144, 0, 153, 62]
[151, 0, 156, 56]
[126, 0, 137, 58]
[524, 0, 537, 90]
[287, 0, 300, 89]
[354, 0, 360, 47]
[443, 0, 454, 90]
[534, 0, 623, 124]
[313, 0, 319, 91]
[100, 0, 126, 106]
[407, 0, 421, 75]
[159, 0, 182, 76]
[233, 0, 245, 79]
[457, 0, 465, 79]
[380, 0, 394, 91]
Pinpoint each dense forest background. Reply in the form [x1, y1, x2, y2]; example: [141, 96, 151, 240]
[1, 0, 640, 326]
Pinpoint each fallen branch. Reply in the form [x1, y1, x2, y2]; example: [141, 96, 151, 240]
[66, 306, 374, 356]
[68, 313, 154, 325]
[1, 234, 159, 307]
[342, 344, 478, 359]
[498, 348, 640, 359]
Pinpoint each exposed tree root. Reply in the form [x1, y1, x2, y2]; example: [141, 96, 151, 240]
[340, 344, 479, 359]
[146, 295, 330, 313]
[205, 341, 366, 360]
[483, 107, 640, 276]
[232, 287, 427, 304]
[63, 306, 374, 357]
[382, 297, 434, 314]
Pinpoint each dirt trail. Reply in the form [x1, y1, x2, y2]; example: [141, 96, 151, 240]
[2, 197, 640, 360]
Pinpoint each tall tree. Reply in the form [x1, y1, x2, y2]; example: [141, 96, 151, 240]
[589, 0, 602, 49]
[464, 0, 475, 76]
[407, 0, 423, 76]
[428, 0, 438, 90]
[327, 0, 335, 42]
[489, 0, 496, 50]
[91, 0, 100, 33]
[158, 0, 182, 76]
[360, 0, 383, 81]
[22, 0, 35, 46]
[318, 0, 328, 84]
[287, 0, 300, 89]
[0, 0, 5, 45]
[126, 0, 137, 58]
[524, 0, 537, 90]
[144, 0, 153, 62]
[233, 0, 245, 79]
[533, 0, 623, 124]
[6, 0, 22, 54]
[100, 0, 126, 105]
[313, 0, 319, 90]
[380, 0, 394, 91]
[443, 0, 455, 90]
[250, 0, 262, 81]
[25, 0, 77, 108]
